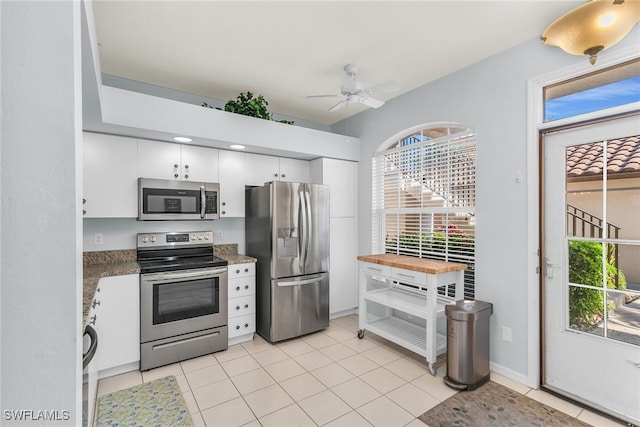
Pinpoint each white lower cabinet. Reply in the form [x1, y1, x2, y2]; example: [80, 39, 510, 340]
[227, 262, 256, 345]
[96, 274, 140, 377]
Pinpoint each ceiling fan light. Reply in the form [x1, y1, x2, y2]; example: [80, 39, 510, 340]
[541, 0, 640, 64]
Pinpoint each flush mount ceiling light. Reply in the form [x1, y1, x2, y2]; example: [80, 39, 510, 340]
[173, 136, 192, 143]
[541, 0, 640, 65]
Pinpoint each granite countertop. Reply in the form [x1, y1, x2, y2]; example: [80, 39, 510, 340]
[83, 244, 256, 325]
[83, 250, 140, 325]
[357, 254, 467, 274]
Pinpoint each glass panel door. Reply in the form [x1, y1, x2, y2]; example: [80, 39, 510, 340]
[542, 115, 640, 424]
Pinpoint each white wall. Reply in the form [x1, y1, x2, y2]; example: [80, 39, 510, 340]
[334, 30, 640, 382]
[83, 218, 246, 253]
[1, 1, 82, 425]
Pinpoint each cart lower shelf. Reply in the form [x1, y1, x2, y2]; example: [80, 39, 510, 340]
[359, 315, 446, 375]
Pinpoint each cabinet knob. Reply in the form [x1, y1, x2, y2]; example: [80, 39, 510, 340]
[281, 174, 286, 178]
[244, 268, 249, 273]
[92, 299, 101, 309]
[184, 164, 189, 169]
[82, 198, 86, 204]
[222, 202, 226, 206]
[174, 173, 179, 178]
[89, 315, 97, 325]
[83, 210, 86, 215]
[236, 325, 240, 330]
[245, 285, 249, 290]
[274, 173, 279, 177]
[236, 286, 240, 291]
[244, 323, 249, 328]
[236, 306, 240, 310]
[236, 269, 240, 274]
[222, 211, 226, 215]
[244, 304, 249, 309]
[174, 164, 179, 168]
[184, 174, 189, 179]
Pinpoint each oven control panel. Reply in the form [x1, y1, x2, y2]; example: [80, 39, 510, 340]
[137, 231, 214, 248]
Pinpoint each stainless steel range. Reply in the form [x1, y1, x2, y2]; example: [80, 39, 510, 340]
[137, 231, 228, 371]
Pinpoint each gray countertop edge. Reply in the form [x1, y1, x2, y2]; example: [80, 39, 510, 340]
[82, 254, 257, 327]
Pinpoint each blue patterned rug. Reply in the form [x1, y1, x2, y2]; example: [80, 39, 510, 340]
[97, 376, 193, 427]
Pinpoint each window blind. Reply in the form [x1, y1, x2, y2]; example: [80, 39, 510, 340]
[373, 126, 476, 298]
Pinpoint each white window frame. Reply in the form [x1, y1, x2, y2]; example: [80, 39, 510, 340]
[372, 122, 476, 298]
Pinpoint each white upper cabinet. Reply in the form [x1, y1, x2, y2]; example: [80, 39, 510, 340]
[138, 139, 219, 182]
[218, 150, 245, 217]
[279, 157, 310, 184]
[310, 158, 357, 218]
[83, 132, 138, 218]
[245, 153, 309, 186]
[181, 144, 220, 182]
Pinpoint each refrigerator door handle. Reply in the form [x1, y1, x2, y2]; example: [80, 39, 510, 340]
[298, 188, 307, 268]
[303, 187, 312, 267]
[277, 274, 325, 287]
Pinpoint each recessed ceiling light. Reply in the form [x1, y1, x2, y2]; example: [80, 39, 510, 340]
[230, 144, 246, 150]
[173, 136, 192, 143]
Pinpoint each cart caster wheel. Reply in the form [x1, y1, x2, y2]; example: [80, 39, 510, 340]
[357, 329, 365, 339]
[428, 363, 437, 377]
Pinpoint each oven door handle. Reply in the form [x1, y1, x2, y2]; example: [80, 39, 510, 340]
[143, 268, 227, 284]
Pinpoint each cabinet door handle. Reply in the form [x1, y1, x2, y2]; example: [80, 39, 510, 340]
[92, 299, 100, 309]
[89, 315, 97, 325]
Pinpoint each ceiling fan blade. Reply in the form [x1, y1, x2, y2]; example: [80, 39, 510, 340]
[328, 99, 347, 112]
[359, 96, 385, 109]
[306, 94, 339, 99]
[366, 81, 399, 95]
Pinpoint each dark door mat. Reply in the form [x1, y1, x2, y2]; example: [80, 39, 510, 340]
[418, 381, 592, 427]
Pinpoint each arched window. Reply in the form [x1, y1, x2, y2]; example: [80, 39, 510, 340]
[372, 123, 476, 298]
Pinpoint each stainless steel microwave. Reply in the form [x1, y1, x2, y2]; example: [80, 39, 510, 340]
[138, 178, 220, 220]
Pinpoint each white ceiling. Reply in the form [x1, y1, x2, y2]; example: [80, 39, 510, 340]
[92, 0, 581, 126]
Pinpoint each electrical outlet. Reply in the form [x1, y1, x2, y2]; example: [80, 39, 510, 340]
[94, 233, 104, 245]
[502, 326, 512, 342]
[216, 231, 223, 241]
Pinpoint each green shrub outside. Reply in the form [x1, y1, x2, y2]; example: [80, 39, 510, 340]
[568, 240, 626, 331]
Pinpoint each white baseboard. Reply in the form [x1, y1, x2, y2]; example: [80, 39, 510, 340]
[490, 361, 531, 387]
[98, 361, 139, 380]
[330, 308, 357, 320]
[228, 333, 254, 347]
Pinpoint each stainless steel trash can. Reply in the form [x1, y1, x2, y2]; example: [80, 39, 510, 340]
[443, 299, 493, 391]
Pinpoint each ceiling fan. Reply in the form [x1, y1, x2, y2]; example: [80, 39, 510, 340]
[307, 64, 398, 112]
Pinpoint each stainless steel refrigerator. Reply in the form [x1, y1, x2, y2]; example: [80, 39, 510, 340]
[246, 181, 330, 342]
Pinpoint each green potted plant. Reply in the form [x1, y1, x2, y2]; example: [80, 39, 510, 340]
[203, 91, 294, 124]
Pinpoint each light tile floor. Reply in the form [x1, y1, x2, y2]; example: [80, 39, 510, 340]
[97, 314, 620, 426]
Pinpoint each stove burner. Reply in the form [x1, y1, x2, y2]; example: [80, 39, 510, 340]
[136, 231, 228, 273]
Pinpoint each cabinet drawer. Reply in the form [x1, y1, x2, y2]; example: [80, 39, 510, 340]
[391, 267, 426, 286]
[228, 314, 255, 338]
[229, 277, 255, 298]
[362, 263, 391, 277]
[228, 295, 255, 318]
[228, 263, 255, 279]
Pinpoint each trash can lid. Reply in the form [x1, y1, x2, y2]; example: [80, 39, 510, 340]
[445, 299, 493, 320]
